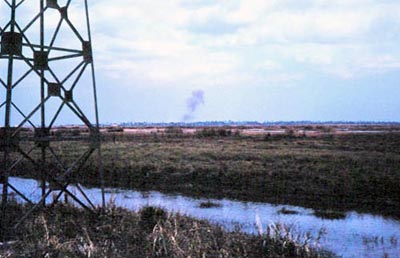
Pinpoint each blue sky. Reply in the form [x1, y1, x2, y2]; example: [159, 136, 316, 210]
[2, 0, 400, 124]
[89, 0, 400, 123]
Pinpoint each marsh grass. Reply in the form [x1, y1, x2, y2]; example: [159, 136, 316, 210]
[96, 131, 400, 218]
[199, 200, 222, 208]
[2, 203, 335, 258]
[313, 210, 346, 220]
[362, 235, 398, 247]
[4, 128, 400, 219]
[278, 207, 300, 215]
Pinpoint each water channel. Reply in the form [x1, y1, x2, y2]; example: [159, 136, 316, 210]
[1, 177, 399, 258]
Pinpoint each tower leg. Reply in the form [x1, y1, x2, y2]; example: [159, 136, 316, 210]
[1, 0, 17, 241]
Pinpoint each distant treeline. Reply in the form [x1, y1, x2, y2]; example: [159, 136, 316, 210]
[112, 120, 400, 128]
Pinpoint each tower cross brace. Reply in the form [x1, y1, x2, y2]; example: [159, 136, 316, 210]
[0, 0, 105, 240]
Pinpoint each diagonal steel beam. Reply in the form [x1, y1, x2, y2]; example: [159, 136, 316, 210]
[0, 78, 7, 89]
[70, 62, 88, 91]
[15, 0, 25, 8]
[50, 148, 97, 210]
[48, 102, 65, 128]
[14, 23, 36, 54]
[3, 0, 11, 8]
[23, 43, 82, 54]
[48, 53, 82, 62]
[11, 68, 33, 89]
[8, 184, 34, 204]
[9, 144, 36, 172]
[61, 60, 85, 85]
[65, 101, 94, 128]
[11, 102, 37, 128]
[12, 96, 50, 137]
[48, 18, 63, 52]
[21, 7, 47, 33]
[63, 12, 84, 42]
[13, 148, 96, 230]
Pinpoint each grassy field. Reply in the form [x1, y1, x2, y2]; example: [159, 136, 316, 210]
[2, 202, 334, 258]
[8, 125, 400, 219]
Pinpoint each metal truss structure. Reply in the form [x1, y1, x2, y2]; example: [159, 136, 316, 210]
[0, 0, 104, 240]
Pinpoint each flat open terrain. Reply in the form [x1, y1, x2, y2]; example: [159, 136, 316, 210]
[9, 125, 400, 219]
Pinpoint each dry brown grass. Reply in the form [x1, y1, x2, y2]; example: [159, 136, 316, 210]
[1, 203, 335, 258]
[6, 127, 400, 219]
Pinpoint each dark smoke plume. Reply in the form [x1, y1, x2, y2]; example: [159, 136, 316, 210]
[183, 90, 204, 121]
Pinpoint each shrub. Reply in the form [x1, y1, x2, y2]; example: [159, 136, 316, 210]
[165, 127, 183, 137]
[139, 206, 167, 232]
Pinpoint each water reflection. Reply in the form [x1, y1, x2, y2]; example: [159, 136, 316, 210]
[1, 177, 399, 258]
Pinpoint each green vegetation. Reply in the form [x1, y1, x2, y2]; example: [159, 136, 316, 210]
[2, 202, 334, 258]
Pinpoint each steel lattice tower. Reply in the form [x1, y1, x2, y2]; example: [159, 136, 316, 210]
[0, 0, 105, 239]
